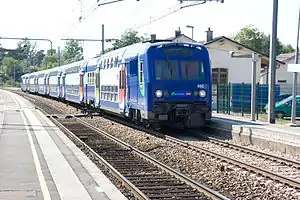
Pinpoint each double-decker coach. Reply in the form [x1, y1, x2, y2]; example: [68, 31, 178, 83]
[21, 40, 212, 129]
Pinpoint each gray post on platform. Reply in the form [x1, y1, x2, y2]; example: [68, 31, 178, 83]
[251, 53, 258, 121]
[268, 0, 278, 124]
[291, 8, 300, 125]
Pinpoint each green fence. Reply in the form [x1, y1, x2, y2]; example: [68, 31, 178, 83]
[214, 83, 284, 121]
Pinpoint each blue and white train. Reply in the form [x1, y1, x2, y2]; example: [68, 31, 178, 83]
[21, 40, 212, 129]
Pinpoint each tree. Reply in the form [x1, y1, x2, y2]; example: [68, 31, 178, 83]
[62, 39, 83, 64]
[32, 50, 45, 66]
[232, 25, 295, 56]
[281, 44, 295, 54]
[105, 29, 149, 53]
[1, 57, 22, 85]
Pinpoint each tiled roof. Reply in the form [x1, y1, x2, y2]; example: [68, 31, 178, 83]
[276, 53, 299, 62]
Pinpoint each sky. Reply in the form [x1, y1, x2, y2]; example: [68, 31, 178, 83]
[0, 0, 299, 59]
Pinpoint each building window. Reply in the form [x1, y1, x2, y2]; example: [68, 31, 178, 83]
[212, 68, 228, 85]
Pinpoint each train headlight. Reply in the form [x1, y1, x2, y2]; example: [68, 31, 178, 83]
[193, 91, 198, 96]
[199, 90, 206, 98]
[155, 90, 163, 98]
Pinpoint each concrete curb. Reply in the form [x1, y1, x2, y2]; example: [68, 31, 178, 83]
[205, 119, 300, 155]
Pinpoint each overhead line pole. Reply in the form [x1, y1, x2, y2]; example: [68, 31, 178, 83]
[0, 37, 53, 55]
[267, 0, 279, 124]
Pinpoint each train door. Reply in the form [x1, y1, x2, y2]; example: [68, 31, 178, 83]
[35, 77, 38, 93]
[95, 68, 100, 107]
[43, 76, 46, 94]
[62, 73, 66, 99]
[128, 59, 138, 103]
[118, 64, 126, 113]
[57, 75, 61, 98]
[79, 72, 84, 103]
[47, 76, 50, 95]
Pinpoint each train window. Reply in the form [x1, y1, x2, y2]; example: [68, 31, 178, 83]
[104, 59, 107, 69]
[119, 71, 122, 89]
[114, 86, 118, 93]
[111, 58, 114, 68]
[155, 60, 179, 80]
[114, 57, 118, 67]
[93, 73, 95, 85]
[181, 61, 205, 80]
[139, 62, 143, 83]
[107, 58, 110, 68]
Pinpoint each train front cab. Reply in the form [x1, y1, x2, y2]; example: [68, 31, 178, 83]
[146, 42, 212, 128]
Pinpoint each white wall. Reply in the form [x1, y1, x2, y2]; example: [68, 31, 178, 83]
[206, 41, 262, 84]
[260, 57, 300, 85]
[277, 58, 300, 85]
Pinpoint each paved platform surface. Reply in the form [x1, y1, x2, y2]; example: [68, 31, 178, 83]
[0, 89, 127, 200]
[212, 112, 300, 134]
[208, 112, 300, 154]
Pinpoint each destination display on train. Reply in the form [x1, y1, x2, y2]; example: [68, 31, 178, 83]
[163, 48, 194, 56]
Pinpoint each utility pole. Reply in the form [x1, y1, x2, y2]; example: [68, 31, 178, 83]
[186, 25, 194, 40]
[291, 8, 300, 125]
[267, 0, 278, 124]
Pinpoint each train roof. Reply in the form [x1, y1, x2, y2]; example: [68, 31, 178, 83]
[20, 41, 207, 78]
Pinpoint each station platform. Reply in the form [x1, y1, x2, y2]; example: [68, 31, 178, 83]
[0, 89, 127, 200]
[206, 112, 300, 154]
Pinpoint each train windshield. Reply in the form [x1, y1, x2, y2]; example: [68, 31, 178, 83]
[155, 60, 180, 80]
[181, 60, 205, 80]
[154, 60, 205, 80]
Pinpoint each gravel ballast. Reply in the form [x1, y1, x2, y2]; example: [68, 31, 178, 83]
[18, 91, 300, 199]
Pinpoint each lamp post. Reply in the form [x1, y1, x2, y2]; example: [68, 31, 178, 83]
[186, 25, 194, 40]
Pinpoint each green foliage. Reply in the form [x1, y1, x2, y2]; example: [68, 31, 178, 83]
[232, 25, 295, 56]
[0, 38, 83, 86]
[281, 44, 295, 54]
[62, 39, 83, 64]
[105, 29, 149, 53]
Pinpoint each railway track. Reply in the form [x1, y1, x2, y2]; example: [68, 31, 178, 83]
[192, 134, 300, 185]
[86, 109, 300, 190]
[18, 91, 229, 200]
[15, 90, 300, 192]
[51, 117, 229, 200]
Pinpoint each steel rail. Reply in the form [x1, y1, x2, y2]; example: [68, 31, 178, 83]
[75, 117, 230, 200]
[17, 90, 300, 191]
[51, 116, 151, 200]
[196, 133, 300, 169]
[164, 135, 300, 189]
[19, 92, 150, 200]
